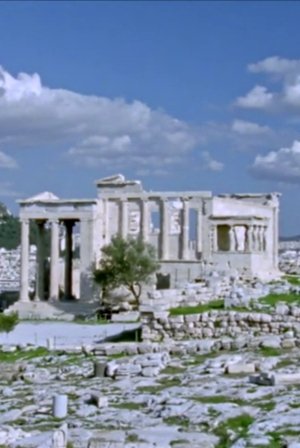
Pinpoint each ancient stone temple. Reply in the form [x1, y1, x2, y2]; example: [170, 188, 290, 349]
[15, 174, 280, 309]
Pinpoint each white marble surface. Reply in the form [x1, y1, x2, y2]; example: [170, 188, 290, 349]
[0, 321, 140, 347]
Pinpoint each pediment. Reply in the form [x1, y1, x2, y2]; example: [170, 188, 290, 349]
[24, 191, 59, 202]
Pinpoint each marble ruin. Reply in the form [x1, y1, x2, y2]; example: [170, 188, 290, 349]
[14, 174, 280, 309]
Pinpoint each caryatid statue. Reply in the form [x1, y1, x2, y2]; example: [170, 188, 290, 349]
[234, 225, 246, 252]
[229, 226, 237, 251]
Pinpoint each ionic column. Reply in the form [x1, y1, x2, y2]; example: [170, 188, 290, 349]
[50, 218, 60, 301]
[20, 218, 30, 302]
[245, 226, 250, 252]
[273, 205, 279, 267]
[181, 198, 190, 260]
[160, 199, 169, 260]
[253, 225, 259, 252]
[79, 217, 94, 300]
[210, 224, 218, 252]
[103, 199, 110, 245]
[120, 198, 128, 239]
[263, 226, 267, 252]
[248, 225, 254, 251]
[34, 221, 45, 301]
[258, 226, 263, 252]
[64, 220, 74, 299]
[196, 207, 202, 254]
[141, 199, 149, 242]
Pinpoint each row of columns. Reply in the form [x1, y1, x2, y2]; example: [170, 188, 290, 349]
[119, 197, 198, 261]
[19, 218, 75, 302]
[120, 198, 150, 242]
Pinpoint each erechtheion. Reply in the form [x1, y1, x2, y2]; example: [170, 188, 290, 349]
[15, 174, 280, 308]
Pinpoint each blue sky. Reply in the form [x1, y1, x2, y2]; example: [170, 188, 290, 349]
[1, 1, 300, 235]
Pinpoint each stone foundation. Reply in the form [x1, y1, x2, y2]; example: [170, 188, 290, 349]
[141, 306, 300, 342]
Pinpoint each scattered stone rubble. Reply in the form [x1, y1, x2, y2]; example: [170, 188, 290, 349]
[279, 249, 300, 275]
[1, 338, 300, 447]
[0, 243, 300, 446]
[143, 270, 297, 311]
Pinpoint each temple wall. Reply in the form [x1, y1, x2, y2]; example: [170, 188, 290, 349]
[15, 176, 281, 306]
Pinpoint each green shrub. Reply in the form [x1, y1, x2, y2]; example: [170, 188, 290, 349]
[0, 312, 19, 333]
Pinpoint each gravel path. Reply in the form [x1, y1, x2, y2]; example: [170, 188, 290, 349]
[0, 321, 140, 347]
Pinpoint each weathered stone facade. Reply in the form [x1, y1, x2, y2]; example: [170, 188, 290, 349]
[13, 174, 280, 315]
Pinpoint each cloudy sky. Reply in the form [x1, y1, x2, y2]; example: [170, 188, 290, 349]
[1, 2, 300, 235]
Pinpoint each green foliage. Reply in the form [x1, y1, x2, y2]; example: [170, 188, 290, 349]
[0, 215, 50, 251]
[0, 215, 21, 250]
[259, 346, 282, 356]
[260, 293, 300, 306]
[0, 346, 48, 362]
[215, 414, 254, 447]
[113, 402, 143, 410]
[284, 275, 300, 285]
[161, 366, 186, 374]
[193, 395, 247, 406]
[94, 236, 160, 305]
[163, 415, 190, 428]
[170, 299, 224, 315]
[0, 312, 18, 333]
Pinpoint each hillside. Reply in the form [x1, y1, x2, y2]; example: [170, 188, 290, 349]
[280, 235, 300, 242]
[0, 213, 49, 250]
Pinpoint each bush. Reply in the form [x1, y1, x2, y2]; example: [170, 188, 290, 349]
[0, 312, 19, 333]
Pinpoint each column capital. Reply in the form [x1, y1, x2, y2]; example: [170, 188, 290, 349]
[20, 217, 29, 225]
[181, 196, 190, 203]
[49, 218, 59, 225]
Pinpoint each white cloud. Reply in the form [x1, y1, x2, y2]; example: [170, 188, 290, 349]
[283, 76, 300, 106]
[232, 119, 270, 135]
[200, 151, 223, 172]
[237, 56, 300, 111]
[235, 85, 274, 109]
[0, 151, 17, 169]
[248, 56, 300, 76]
[251, 140, 300, 183]
[0, 66, 201, 173]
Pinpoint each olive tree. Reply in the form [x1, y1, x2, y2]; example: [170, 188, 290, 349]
[93, 236, 160, 308]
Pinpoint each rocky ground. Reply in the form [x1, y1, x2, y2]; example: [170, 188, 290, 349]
[2, 269, 300, 448]
[1, 338, 300, 448]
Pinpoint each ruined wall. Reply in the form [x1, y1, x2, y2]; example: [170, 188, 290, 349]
[141, 306, 300, 343]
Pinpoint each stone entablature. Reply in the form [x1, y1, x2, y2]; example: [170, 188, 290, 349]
[15, 174, 281, 304]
